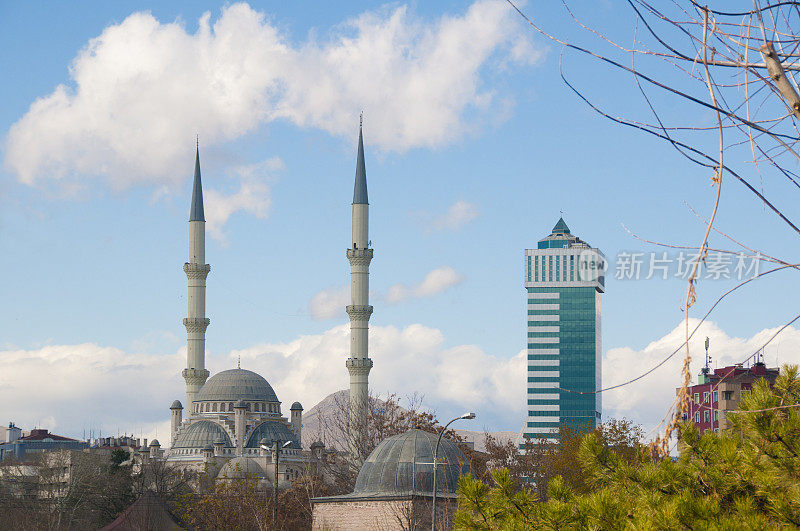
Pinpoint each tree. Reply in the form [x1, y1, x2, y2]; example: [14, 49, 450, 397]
[506, 0, 800, 454]
[312, 390, 464, 494]
[455, 365, 800, 528]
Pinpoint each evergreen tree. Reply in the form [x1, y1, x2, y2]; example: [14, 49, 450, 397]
[455, 365, 800, 528]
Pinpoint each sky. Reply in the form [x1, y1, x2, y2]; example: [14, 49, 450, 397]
[1, 1, 798, 444]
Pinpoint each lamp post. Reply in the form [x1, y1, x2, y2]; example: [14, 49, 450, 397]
[261, 439, 292, 526]
[431, 412, 475, 531]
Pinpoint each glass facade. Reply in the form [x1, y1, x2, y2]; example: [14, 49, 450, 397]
[522, 219, 603, 446]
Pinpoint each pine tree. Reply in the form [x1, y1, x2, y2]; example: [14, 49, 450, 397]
[455, 365, 800, 528]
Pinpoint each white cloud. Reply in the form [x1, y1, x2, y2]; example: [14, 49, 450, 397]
[4, 1, 542, 191]
[203, 157, 281, 241]
[386, 266, 464, 303]
[2, 320, 799, 445]
[602, 319, 800, 438]
[308, 286, 349, 320]
[0, 343, 184, 442]
[231, 323, 527, 431]
[432, 200, 480, 231]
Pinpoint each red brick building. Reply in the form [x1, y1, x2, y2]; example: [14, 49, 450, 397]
[680, 361, 779, 434]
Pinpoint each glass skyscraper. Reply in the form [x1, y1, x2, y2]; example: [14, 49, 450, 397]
[522, 218, 605, 444]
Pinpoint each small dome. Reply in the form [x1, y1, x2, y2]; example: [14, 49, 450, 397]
[170, 400, 183, 409]
[246, 421, 299, 449]
[195, 368, 279, 403]
[173, 421, 233, 449]
[354, 429, 471, 496]
[219, 457, 266, 479]
[149, 439, 160, 447]
[290, 401, 303, 411]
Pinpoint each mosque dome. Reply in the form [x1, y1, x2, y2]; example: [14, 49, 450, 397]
[173, 420, 233, 449]
[353, 429, 471, 496]
[196, 369, 279, 403]
[218, 456, 266, 479]
[245, 421, 300, 449]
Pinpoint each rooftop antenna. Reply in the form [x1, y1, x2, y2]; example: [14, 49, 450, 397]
[702, 337, 711, 375]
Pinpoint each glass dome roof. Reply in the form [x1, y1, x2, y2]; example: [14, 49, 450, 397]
[354, 429, 471, 496]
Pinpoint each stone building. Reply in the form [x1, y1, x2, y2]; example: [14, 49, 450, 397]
[162, 146, 315, 487]
[311, 429, 472, 530]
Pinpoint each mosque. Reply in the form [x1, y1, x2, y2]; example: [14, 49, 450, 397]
[161, 144, 313, 485]
[155, 123, 471, 528]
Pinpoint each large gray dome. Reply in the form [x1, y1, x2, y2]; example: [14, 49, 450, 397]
[246, 421, 299, 449]
[195, 369, 279, 403]
[173, 421, 233, 449]
[354, 429, 471, 496]
[218, 457, 266, 479]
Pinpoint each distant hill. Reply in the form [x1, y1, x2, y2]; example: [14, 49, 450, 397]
[300, 389, 517, 453]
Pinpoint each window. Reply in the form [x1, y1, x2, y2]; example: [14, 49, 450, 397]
[695, 412, 700, 422]
[713, 391, 718, 402]
[722, 391, 733, 400]
[694, 393, 700, 404]
[704, 411, 710, 422]
[703, 391, 709, 403]
[713, 410, 719, 421]
[212, 403, 218, 412]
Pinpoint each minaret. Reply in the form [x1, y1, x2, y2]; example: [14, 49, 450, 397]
[346, 117, 373, 461]
[182, 144, 211, 410]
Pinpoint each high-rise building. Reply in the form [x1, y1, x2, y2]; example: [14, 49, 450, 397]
[521, 218, 605, 445]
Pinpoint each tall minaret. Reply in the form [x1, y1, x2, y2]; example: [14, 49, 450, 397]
[182, 144, 211, 410]
[346, 117, 373, 460]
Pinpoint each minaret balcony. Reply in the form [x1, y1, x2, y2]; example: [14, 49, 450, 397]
[182, 367, 210, 384]
[184, 262, 211, 279]
[346, 357, 373, 371]
[183, 317, 210, 333]
[346, 305, 373, 321]
[346, 248, 373, 266]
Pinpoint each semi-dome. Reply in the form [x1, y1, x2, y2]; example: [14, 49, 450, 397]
[173, 420, 233, 449]
[246, 421, 299, 449]
[195, 368, 279, 403]
[219, 456, 266, 479]
[354, 429, 471, 496]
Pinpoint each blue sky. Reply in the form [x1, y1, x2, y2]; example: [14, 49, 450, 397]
[1, 1, 798, 441]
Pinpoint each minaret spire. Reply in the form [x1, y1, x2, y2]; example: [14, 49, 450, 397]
[183, 143, 211, 411]
[346, 117, 373, 462]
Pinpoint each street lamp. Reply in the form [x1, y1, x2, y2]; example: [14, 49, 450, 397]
[261, 438, 292, 525]
[431, 412, 475, 531]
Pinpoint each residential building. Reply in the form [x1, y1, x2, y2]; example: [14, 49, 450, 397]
[520, 218, 605, 445]
[681, 360, 779, 434]
[0, 428, 88, 461]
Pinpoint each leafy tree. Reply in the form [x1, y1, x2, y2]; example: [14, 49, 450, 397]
[456, 365, 800, 528]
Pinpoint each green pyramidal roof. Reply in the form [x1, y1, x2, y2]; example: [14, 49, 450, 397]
[552, 217, 570, 234]
[189, 147, 205, 222]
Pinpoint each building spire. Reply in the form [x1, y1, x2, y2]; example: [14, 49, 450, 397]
[353, 117, 368, 205]
[190, 145, 205, 222]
